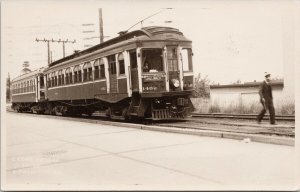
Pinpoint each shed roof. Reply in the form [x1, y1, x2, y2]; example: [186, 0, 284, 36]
[210, 80, 284, 89]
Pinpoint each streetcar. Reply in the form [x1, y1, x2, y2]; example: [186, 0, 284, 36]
[11, 26, 195, 120]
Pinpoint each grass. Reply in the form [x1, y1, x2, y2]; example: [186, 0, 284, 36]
[279, 102, 295, 115]
[192, 98, 295, 115]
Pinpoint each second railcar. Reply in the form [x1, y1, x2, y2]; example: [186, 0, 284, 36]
[11, 68, 46, 113]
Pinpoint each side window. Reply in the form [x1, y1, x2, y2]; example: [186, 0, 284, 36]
[118, 53, 125, 75]
[88, 64, 92, 80]
[181, 48, 193, 71]
[74, 66, 78, 83]
[129, 50, 137, 69]
[69, 69, 73, 83]
[29, 81, 31, 92]
[94, 60, 100, 80]
[54, 72, 58, 87]
[58, 70, 62, 86]
[26, 81, 28, 92]
[47, 74, 50, 88]
[65, 70, 69, 84]
[52, 74, 54, 87]
[65, 68, 71, 84]
[78, 68, 82, 82]
[33, 79, 35, 91]
[108, 55, 116, 75]
[40, 75, 45, 87]
[51, 72, 55, 87]
[83, 62, 92, 81]
[99, 59, 105, 79]
[61, 72, 64, 85]
[74, 65, 81, 83]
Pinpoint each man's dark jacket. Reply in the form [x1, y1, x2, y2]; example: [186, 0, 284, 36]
[258, 81, 273, 102]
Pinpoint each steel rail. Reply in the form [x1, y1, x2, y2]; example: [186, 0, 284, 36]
[191, 113, 295, 121]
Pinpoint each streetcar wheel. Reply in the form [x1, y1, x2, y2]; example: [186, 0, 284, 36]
[122, 107, 129, 120]
[54, 106, 62, 116]
[105, 107, 112, 118]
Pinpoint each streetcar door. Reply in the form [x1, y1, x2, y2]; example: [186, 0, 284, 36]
[167, 45, 180, 91]
[129, 50, 139, 92]
[108, 55, 118, 93]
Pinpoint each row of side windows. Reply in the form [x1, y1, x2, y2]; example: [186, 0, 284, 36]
[47, 53, 125, 88]
[11, 79, 36, 94]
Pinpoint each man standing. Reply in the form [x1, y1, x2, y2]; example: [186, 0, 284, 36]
[257, 72, 276, 125]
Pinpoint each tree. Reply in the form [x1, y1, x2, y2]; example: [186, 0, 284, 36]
[6, 73, 11, 102]
[193, 73, 210, 98]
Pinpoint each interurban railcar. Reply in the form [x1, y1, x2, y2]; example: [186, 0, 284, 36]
[11, 68, 46, 112]
[11, 26, 194, 120]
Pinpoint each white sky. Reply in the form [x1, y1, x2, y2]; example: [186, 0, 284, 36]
[1, 0, 297, 84]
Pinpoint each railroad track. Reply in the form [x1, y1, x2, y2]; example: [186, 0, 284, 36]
[155, 120, 295, 138]
[6, 109, 295, 146]
[191, 113, 295, 121]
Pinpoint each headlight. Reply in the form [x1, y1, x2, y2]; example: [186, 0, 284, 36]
[172, 79, 180, 88]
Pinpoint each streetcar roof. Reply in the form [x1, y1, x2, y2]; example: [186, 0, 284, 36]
[48, 26, 191, 68]
[11, 67, 45, 82]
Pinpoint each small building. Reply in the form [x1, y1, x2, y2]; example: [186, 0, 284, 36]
[209, 80, 293, 114]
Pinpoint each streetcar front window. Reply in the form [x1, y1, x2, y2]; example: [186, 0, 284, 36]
[142, 48, 163, 73]
[181, 49, 193, 72]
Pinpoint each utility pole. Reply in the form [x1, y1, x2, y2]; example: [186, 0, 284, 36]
[99, 8, 104, 43]
[54, 39, 76, 57]
[35, 38, 51, 65]
[35, 38, 76, 65]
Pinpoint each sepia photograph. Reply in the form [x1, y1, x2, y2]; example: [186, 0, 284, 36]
[1, 0, 299, 190]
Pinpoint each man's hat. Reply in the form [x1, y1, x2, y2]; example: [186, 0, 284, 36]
[264, 72, 271, 77]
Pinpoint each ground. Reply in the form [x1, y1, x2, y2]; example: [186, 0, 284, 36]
[2, 112, 297, 190]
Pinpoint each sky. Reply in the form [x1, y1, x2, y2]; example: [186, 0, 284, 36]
[1, 0, 297, 84]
